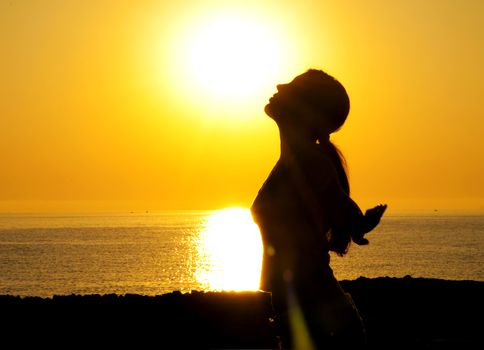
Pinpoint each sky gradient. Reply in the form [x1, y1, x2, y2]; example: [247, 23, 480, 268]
[1, 0, 483, 213]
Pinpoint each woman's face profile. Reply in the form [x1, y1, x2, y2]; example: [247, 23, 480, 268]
[264, 70, 348, 137]
[265, 74, 309, 121]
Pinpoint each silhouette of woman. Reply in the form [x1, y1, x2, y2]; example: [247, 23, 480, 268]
[251, 69, 387, 349]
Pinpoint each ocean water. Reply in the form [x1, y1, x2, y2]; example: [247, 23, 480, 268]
[0, 210, 483, 297]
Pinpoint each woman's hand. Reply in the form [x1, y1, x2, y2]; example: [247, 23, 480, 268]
[364, 204, 387, 231]
[352, 204, 388, 245]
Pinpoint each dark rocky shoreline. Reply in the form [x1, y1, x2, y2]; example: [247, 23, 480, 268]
[2, 276, 483, 349]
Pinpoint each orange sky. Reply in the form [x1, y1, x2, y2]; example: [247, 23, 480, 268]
[1, 0, 483, 213]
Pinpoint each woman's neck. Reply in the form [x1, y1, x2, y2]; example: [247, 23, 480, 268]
[279, 126, 314, 160]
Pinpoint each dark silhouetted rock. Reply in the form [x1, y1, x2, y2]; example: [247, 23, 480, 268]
[1, 277, 483, 349]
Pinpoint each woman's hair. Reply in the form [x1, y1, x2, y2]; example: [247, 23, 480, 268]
[294, 69, 350, 134]
[299, 69, 352, 255]
[325, 141, 352, 256]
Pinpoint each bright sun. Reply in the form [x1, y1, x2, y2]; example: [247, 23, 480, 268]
[173, 9, 288, 105]
[188, 16, 280, 100]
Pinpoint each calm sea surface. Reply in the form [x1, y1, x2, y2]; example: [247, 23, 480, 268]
[0, 210, 483, 297]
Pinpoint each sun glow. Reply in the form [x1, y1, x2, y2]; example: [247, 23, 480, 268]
[187, 15, 280, 100]
[196, 208, 263, 291]
[169, 7, 294, 112]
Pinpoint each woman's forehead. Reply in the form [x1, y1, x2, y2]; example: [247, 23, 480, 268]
[291, 74, 307, 84]
[291, 71, 319, 86]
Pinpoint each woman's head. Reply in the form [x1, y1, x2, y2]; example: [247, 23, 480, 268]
[265, 69, 350, 138]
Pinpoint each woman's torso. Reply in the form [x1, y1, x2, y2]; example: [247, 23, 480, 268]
[251, 150, 338, 295]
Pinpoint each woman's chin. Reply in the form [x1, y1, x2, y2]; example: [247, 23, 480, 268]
[264, 104, 274, 117]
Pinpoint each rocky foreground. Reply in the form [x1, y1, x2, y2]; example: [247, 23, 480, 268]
[2, 277, 483, 349]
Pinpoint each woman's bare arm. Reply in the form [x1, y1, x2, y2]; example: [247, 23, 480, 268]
[292, 146, 387, 246]
[307, 151, 387, 245]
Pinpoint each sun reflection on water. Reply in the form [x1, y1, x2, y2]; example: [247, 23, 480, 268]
[196, 208, 263, 291]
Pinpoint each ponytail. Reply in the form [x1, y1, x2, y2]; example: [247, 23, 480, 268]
[318, 138, 349, 195]
[318, 138, 352, 256]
